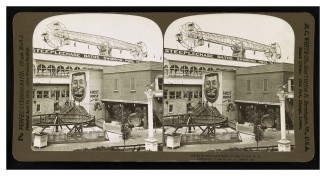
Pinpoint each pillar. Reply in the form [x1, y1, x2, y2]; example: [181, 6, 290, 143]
[277, 90, 291, 151]
[143, 107, 148, 129]
[144, 85, 158, 151]
[147, 97, 154, 138]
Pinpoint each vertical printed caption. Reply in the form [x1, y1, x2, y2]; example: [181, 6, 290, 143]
[17, 34, 31, 142]
[297, 23, 311, 152]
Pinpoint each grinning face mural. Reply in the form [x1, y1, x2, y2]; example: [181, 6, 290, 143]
[71, 72, 87, 102]
[204, 73, 220, 103]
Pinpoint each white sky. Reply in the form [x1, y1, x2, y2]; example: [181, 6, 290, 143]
[165, 13, 295, 64]
[33, 13, 163, 62]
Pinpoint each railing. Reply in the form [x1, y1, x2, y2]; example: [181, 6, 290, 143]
[34, 74, 69, 78]
[243, 145, 295, 152]
[164, 73, 202, 78]
[74, 143, 164, 152]
[112, 143, 164, 151]
[182, 132, 240, 145]
[164, 132, 240, 145]
[32, 131, 106, 144]
[163, 114, 227, 127]
[32, 113, 94, 126]
[111, 144, 146, 151]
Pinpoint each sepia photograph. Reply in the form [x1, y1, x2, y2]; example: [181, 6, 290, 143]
[9, 9, 318, 164]
[31, 13, 164, 152]
[163, 14, 295, 152]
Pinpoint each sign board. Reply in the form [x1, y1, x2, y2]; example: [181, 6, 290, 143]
[164, 48, 275, 65]
[33, 48, 141, 63]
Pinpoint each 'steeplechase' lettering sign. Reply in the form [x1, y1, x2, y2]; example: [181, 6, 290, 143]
[33, 48, 141, 63]
[164, 48, 274, 65]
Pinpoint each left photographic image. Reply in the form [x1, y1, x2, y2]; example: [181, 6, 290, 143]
[31, 14, 164, 152]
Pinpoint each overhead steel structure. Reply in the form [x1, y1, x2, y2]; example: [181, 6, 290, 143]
[176, 22, 281, 62]
[42, 21, 148, 60]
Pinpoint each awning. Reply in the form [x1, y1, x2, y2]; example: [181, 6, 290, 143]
[234, 100, 280, 106]
[101, 99, 148, 105]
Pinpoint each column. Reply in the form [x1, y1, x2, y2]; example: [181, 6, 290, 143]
[147, 96, 154, 138]
[144, 85, 158, 151]
[277, 90, 291, 151]
[143, 107, 148, 129]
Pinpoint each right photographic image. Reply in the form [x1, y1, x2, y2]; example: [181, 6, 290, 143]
[163, 14, 295, 152]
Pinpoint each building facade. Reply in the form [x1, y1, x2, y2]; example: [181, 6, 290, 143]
[32, 48, 163, 128]
[163, 48, 270, 121]
[163, 49, 294, 128]
[102, 62, 163, 126]
[235, 63, 294, 128]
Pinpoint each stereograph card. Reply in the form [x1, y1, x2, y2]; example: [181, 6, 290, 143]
[8, 7, 319, 166]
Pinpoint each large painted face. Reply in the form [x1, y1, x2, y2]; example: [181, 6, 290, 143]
[204, 73, 220, 103]
[71, 72, 87, 102]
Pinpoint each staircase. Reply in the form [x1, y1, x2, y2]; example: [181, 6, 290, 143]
[153, 108, 163, 124]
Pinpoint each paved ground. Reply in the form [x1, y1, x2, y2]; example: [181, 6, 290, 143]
[32, 124, 294, 152]
[32, 125, 163, 151]
[164, 128, 295, 152]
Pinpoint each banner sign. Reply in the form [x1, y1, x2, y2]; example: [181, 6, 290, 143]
[90, 90, 99, 100]
[33, 48, 141, 64]
[223, 91, 232, 100]
[164, 48, 275, 65]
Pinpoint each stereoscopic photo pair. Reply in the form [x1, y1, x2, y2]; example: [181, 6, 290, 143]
[29, 13, 296, 154]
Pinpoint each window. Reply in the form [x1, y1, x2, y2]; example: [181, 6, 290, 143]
[198, 67, 206, 76]
[183, 90, 188, 99]
[168, 104, 173, 113]
[51, 90, 55, 98]
[114, 79, 118, 91]
[66, 66, 73, 76]
[61, 90, 66, 98]
[66, 90, 69, 98]
[74, 67, 80, 70]
[163, 90, 168, 99]
[169, 91, 176, 99]
[47, 65, 56, 76]
[158, 77, 163, 90]
[176, 91, 182, 99]
[51, 90, 60, 100]
[188, 91, 193, 99]
[290, 79, 294, 92]
[194, 91, 199, 98]
[54, 102, 59, 111]
[199, 90, 202, 98]
[190, 66, 198, 76]
[263, 79, 268, 91]
[33, 90, 35, 98]
[130, 78, 136, 91]
[36, 104, 41, 112]
[37, 91, 43, 98]
[164, 65, 169, 75]
[57, 66, 65, 76]
[180, 66, 189, 76]
[207, 67, 214, 72]
[37, 64, 47, 75]
[55, 90, 60, 100]
[247, 80, 251, 91]
[169, 65, 179, 76]
[43, 91, 49, 98]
